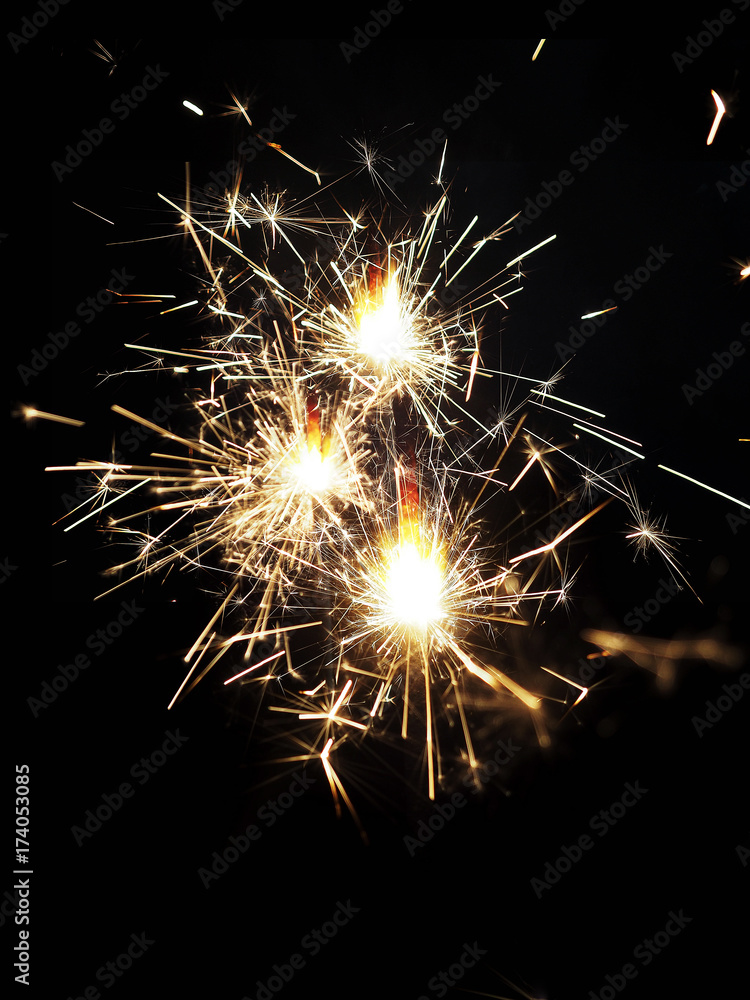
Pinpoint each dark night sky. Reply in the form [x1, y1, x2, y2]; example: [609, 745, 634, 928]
[6, 6, 750, 999]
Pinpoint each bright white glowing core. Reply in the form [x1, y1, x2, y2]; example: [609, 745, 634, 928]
[356, 281, 409, 366]
[290, 444, 333, 495]
[384, 542, 445, 631]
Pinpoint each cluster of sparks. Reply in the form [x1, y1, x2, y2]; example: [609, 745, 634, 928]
[43, 119, 743, 824]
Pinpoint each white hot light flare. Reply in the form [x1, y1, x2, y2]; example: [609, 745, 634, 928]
[355, 274, 411, 368]
[382, 539, 446, 633]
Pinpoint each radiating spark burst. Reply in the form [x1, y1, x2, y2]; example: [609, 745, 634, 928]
[54, 357, 373, 692]
[158, 173, 543, 437]
[624, 497, 697, 599]
[301, 243, 468, 434]
[44, 134, 710, 817]
[323, 450, 583, 798]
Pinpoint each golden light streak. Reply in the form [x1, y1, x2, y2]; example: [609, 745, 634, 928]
[465, 349, 480, 401]
[508, 450, 540, 492]
[706, 89, 726, 145]
[265, 142, 321, 185]
[216, 620, 323, 648]
[71, 202, 114, 225]
[658, 464, 750, 511]
[573, 423, 646, 459]
[541, 666, 588, 708]
[582, 629, 742, 670]
[532, 38, 546, 61]
[185, 583, 240, 663]
[530, 391, 606, 418]
[509, 499, 612, 565]
[580, 305, 618, 320]
[167, 631, 216, 710]
[160, 299, 199, 315]
[505, 233, 556, 268]
[22, 408, 85, 427]
[182, 99, 204, 116]
[224, 649, 286, 684]
[63, 478, 152, 532]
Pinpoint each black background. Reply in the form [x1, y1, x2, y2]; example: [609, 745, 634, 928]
[5, 4, 750, 999]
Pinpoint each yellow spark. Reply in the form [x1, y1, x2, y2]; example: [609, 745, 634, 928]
[22, 408, 85, 427]
[573, 423, 645, 459]
[530, 391, 606, 418]
[658, 464, 750, 511]
[532, 38, 546, 61]
[581, 305, 618, 319]
[505, 234, 556, 268]
[466, 349, 480, 401]
[706, 89, 726, 145]
[510, 499, 612, 566]
[508, 451, 541, 492]
[541, 666, 589, 707]
[71, 202, 114, 225]
[160, 299, 199, 315]
[224, 650, 285, 684]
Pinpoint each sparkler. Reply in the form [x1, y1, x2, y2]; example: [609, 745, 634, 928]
[46, 134, 706, 815]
